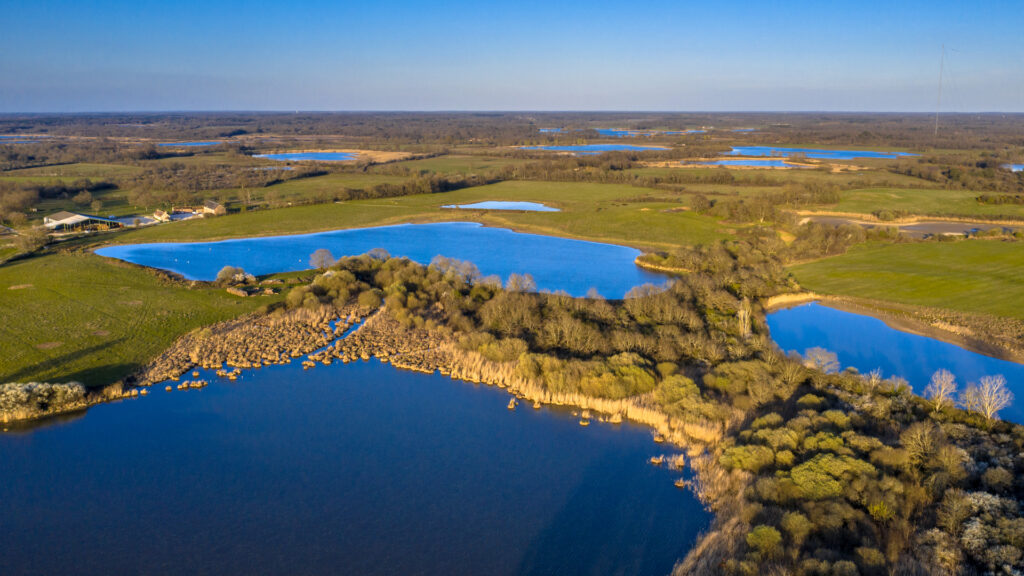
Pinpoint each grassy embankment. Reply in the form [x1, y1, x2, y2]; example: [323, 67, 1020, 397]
[790, 240, 1024, 321]
[0, 252, 270, 387]
[816, 187, 1024, 221]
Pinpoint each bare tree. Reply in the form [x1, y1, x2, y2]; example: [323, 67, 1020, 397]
[803, 347, 839, 374]
[960, 375, 1013, 421]
[309, 248, 336, 271]
[924, 369, 957, 412]
[864, 368, 884, 393]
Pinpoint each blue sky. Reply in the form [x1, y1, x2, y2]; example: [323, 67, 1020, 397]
[1, 0, 1021, 112]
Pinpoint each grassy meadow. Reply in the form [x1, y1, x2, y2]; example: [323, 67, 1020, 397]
[790, 239, 1024, 320]
[0, 252, 270, 386]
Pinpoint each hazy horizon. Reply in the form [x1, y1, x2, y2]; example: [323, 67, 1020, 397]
[2, 0, 1022, 113]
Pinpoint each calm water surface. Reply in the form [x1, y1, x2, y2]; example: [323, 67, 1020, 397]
[767, 302, 1024, 423]
[442, 201, 559, 212]
[96, 222, 664, 297]
[158, 141, 222, 147]
[728, 146, 916, 160]
[256, 152, 357, 162]
[0, 359, 708, 576]
[1005, 164, 1024, 172]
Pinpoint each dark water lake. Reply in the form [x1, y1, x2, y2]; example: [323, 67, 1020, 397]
[256, 152, 356, 162]
[442, 201, 559, 212]
[158, 141, 222, 147]
[0, 359, 707, 576]
[767, 302, 1024, 423]
[96, 222, 664, 297]
[728, 146, 916, 160]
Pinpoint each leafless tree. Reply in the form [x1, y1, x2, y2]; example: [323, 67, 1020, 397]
[924, 369, 957, 412]
[803, 347, 839, 374]
[960, 374, 1013, 421]
[309, 248, 336, 271]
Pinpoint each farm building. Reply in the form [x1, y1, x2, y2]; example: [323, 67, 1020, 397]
[153, 209, 171, 222]
[0, 225, 14, 236]
[43, 211, 123, 231]
[203, 200, 226, 215]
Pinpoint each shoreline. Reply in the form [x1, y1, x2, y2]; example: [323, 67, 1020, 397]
[764, 291, 1024, 365]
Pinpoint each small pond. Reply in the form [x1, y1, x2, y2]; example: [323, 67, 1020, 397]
[767, 302, 1024, 423]
[1004, 164, 1023, 172]
[442, 201, 559, 212]
[96, 222, 664, 298]
[0, 358, 708, 575]
[728, 146, 916, 160]
[255, 152, 357, 162]
[157, 141, 222, 147]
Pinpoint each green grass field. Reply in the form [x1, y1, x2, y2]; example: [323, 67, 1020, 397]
[0, 252, 269, 386]
[823, 188, 1024, 220]
[379, 155, 525, 175]
[113, 180, 730, 250]
[790, 239, 1024, 320]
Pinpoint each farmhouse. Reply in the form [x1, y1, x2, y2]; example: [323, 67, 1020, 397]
[153, 209, 171, 222]
[43, 211, 123, 231]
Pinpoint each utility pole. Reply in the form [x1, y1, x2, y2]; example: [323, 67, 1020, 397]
[934, 44, 945, 139]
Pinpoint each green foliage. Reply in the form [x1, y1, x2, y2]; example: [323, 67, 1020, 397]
[746, 525, 783, 559]
[789, 453, 877, 500]
[723, 444, 776, 473]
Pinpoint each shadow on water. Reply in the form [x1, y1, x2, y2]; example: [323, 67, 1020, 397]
[517, 453, 698, 576]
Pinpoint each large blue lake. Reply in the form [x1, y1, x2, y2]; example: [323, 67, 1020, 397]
[0, 359, 707, 575]
[767, 302, 1024, 423]
[256, 152, 357, 162]
[728, 146, 916, 160]
[97, 222, 664, 297]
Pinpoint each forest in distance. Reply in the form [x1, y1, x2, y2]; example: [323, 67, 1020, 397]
[2, 111, 1023, 576]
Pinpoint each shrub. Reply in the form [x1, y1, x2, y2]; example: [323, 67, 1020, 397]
[746, 525, 783, 559]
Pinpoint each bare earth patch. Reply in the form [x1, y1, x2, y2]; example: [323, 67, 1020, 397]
[36, 341, 63, 349]
[93, 330, 110, 336]
[8, 284, 33, 290]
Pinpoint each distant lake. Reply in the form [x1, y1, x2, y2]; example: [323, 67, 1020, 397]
[538, 128, 563, 133]
[1004, 164, 1024, 172]
[732, 128, 757, 132]
[158, 141, 222, 147]
[522, 144, 669, 155]
[688, 158, 797, 168]
[255, 152, 357, 162]
[0, 358, 708, 575]
[595, 129, 704, 138]
[768, 302, 1024, 423]
[442, 201, 559, 212]
[96, 222, 665, 298]
[728, 146, 916, 160]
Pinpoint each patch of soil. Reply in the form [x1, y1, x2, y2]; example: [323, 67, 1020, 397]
[8, 284, 32, 290]
[36, 341, 63, 349]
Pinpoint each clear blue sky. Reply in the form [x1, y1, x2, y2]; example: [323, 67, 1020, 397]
[1, 0, 1021, 112]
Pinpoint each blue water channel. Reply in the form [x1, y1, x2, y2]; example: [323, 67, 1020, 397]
[255, 152, 357, 162]
[767, 302, 1024, 423]
[522, 144, 669, 154]
[158, 141, 222, 147]
[689, 159, 797, 168]
[728, 146, 917, 160]
[0, 358, 707, 576]
[96, 222, 664, 298]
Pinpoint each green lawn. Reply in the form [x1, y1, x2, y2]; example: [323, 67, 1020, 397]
[379, 155, 526, 175]
[0, 252, 269, 386]
[824, 188, 1024, 220]
[790, 240, 1024, 320]
[113, 180, 730, 250]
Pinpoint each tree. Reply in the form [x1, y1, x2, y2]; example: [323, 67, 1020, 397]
[14, 226, 48, 253]
[90, 199, 103, 214]
[960, 375, 1012, 421]
[505, 273, 536, 293]
[72, 190, 93, 206]
[310, 248, 336, 271]
[924, 369, 957, 412]
[803, 347, 839, 374]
